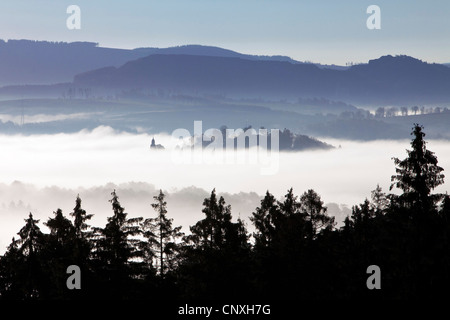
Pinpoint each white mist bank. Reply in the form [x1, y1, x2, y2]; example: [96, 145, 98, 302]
[0, 112, 95, 124]
[0, 126, 448, 203]
[0, 127, 448, 253]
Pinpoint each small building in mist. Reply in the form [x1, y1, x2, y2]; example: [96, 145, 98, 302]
[150, 137, 165, 150]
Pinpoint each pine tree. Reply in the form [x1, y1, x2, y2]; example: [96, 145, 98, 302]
[16, 213, 45, 298]
[250, 190, 282, 249]
[0, 214, 46, 299]
[187, 189, 232, 250]
[370, 184, 389, 215]
[180, 189, 250, 299]
[93, 190, 143, 296]
[279, 188, 301, 217]
[300, 189, 335, 240]
[351, 199, 375, 226]
[70, 194, 93, 239]
[277, 188, 307, 247]
[17, 213, 44, 259]
[68, 195, 93, 271]
[144, 190, 183, 277]
[389, 125, 447, 297]
[43, 209, 76, 299]
[390, 124, 445, 212]
[45, 208, 75, 246]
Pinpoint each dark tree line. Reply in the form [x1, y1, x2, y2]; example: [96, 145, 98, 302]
[0, 124, 449, 300]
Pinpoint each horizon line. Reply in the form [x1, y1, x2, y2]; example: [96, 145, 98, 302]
[1, 38, 448, 67]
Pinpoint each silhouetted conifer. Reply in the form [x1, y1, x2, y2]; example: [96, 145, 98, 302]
[144, 189, 183, 277]
[179, 189, 251, 299]
[70, 194, 93, 239]
[391, 124, 445, 213]
[370, 184, 389, 215]
[92, 190, 143, 298]
[250, 191, 281, 250]
[300, 189, 335, 240]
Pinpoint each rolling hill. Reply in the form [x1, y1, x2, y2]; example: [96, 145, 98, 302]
[73, 54, 450, 106]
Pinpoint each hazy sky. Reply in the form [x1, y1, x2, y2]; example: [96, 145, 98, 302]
[0, 0, 448, 65]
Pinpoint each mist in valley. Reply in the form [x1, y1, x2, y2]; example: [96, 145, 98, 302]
[0, 127, 448, 253]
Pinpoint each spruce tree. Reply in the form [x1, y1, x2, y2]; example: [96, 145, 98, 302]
[45, 208, 75, 246]
[0, 214, 45, 299]
[277, 188, 307, 247]
[390, 124, 445, 212]
[187, 189, 243, 251]
[250, 190, 282, 249]
[144, 190, 183, 277]
[279, 188, 301, 217]
[18, 213, 44, 259]
[43, 209, 76, 299]
[16, 213, 44, 298]
[180, 189, 251, 299]
[93, 190, 143, 297]
[370, 184, 389, 215]
[68, 195, 93, 273]
[70, 194, 93, 239]
[300, 189, 334, 240]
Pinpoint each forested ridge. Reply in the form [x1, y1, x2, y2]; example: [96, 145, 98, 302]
[0, 124, 449, 300]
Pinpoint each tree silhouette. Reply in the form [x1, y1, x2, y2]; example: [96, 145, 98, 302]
[92, 190, 143, 298]
[45, 209, 75, 246]
[250, 191, 281, 250]
[144, 190, 183, 277]
[277, 188, 308, 251]
[16, 213, 44, 298]
[70, 195, 93, 239]
[186, 189, 233, 250]
[300, 189, 335, 240]
[370, 184, 389, 215]
[390, 124, 445, 212]
[180, 189, 251, 299]
[43, 209, 78, 298]
[68, 195, 93, 282]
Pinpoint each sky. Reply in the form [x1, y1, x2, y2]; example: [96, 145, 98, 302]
[0, 0, 448, 65]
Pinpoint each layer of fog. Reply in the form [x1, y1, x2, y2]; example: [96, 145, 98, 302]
[0, 127, 449, 254]
[0, 112, 94, 125]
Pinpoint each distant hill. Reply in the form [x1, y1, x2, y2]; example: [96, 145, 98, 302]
[0, 40, 154, 86]
[0, 40, 320, 86]
[134, 44, 301, 64]
[74, 54, 324, 96]
[73, 54, 450, 105]
[200, 126, 334, 151]
[340, 55, 450, 104]
[1, 39, 449, 106]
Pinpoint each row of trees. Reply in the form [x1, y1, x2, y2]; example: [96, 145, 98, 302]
[374, 105, 449, 117]
[0, 124, 449, 300]
[339, 106, 450, 120]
